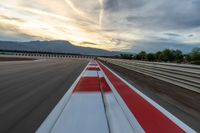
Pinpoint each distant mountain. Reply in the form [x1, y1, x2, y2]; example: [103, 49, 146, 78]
[0, 40, 126, 56]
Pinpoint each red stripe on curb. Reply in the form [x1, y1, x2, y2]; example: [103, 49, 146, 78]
[99, 62, 185, 133]
[74, 77, 100, 92]
[87, 67, 100, 71]
[100, 77, 111, 92]
[89, 64, 98, 66]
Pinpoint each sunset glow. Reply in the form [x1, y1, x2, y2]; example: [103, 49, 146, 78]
[0, 0, 199, 52]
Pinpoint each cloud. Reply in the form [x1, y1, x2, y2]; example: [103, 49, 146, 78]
[0, 30, 41, 41]
[0, 15, 25, 23]
[0, 0, 199, 52]
[164, 33, 181, 37]
[125, 0, 200, 30]
[129, 40, 200, 53]
[104, 0, 118, 11]
[80, 41, 97, 45]
[188, 34, 193, 37]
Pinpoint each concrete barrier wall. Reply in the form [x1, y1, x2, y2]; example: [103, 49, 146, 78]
[99, 58, 200, 93]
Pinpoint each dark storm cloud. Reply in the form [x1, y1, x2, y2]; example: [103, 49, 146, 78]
[104, 0, 119, 11]
[188, 34, 194, 37]
[130, 40, 200, 53]
[104, 0, 147, 11]
[164, 33, 181, 37]
[125, 0, 200, 30]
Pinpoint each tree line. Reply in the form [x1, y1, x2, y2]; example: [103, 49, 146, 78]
[115, 47, 200, 65]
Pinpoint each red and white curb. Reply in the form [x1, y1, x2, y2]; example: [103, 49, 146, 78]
[36, 60, 196, 133]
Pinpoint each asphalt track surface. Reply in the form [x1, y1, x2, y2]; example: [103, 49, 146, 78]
[103, 61, 200, 132]
[0, 59, 88, 133]
[0, 57, 36, 62]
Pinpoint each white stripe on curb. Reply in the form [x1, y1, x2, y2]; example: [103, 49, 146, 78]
[103, 92, 135, 133]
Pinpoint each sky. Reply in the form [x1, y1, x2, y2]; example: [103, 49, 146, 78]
[0, 0, 200, 53]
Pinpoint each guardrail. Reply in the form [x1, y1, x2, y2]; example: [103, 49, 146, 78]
[99, 58, 200, 93]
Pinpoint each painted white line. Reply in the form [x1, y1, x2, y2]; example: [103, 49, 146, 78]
[103, 73, 145, 133]
[104, 93, 134, 133]
[88, 63, 99, 66]
[87, 66, 98, 68]
[98, 70, 104, 78]
[100, 62, 197, 133]
[98, 63, 145, 133]
[36, 61, 90, 133]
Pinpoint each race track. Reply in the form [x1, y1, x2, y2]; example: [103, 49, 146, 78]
[0, 59, 88, 133]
